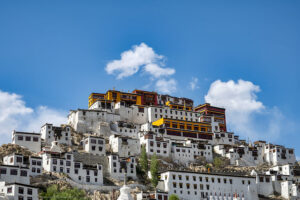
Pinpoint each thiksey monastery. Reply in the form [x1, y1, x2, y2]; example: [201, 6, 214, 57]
[0, 89, 299, 200]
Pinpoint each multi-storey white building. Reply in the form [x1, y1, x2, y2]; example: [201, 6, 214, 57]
[214, 144, 263, 166]
[114, 103, 148, 125]
[12, 131, 41, 153]
[0, 165, 30, 185]
[41, 151, 104, 185]
[0, 182, 39, 200]
[3, 153, 42, 177]
[160, 170, 258, 200]
[171, 140, 213, 165]
[110, 121, 139, 138]
[254, 141, 296, 166]
[108, 154, 136, 180]
[68, 109, 120, 134]
[41, 123, 72, 145]
[82, 135, 106, 156]
[136, 191, 168, 200]
[140, 133, 171, 158]
[146, 106, 200, 123]
[109, 135, 140, 157]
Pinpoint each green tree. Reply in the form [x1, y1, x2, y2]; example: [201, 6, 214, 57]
[150, 153, 159, 187]
[139, 145, 148, 174]
[213, 157, 224, 168]
[40, 184, 90, 200]
[168, 194, 180, 200]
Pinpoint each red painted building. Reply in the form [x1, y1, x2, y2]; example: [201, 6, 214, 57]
[195, 103, 227, 132]
[132, 90, 158, 106]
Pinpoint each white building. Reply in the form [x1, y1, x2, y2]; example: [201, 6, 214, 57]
[146, 106, 200, 124]
[281, 180, 300, 200]
[171, 140, 213, 165]
[108, 155, 137, 180]
[0, 165, 30, 185]
[41, 124, 72, 145]
[68, 109, 120, 134]
[82, 136, 106, 156]
[212, 131, 235, 146]
[12, 131, 41, 153]
[88, 100, 115, 112]
[160, 170, 258, 200]
[140, 133, 171, 158]
[114, 103, 148, 125]
[214, 144, 264, 166]
[136, 191, 168, 200]
[109, 135, 140, 157]
[3, 153, 42, 177]
[41, 151, 104, 185]
[0, 182, 39, 200]
[110, 121, 139, 138]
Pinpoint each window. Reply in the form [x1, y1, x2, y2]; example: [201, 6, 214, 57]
[7, 187, 12, 193]
[67, 155, 71, 160]
[86, 176, 90, 182]
[242, 180, 245, 184]
[19, 187, 24, 194]
[10, 169, 18, 175]
[27, 188, 32, 195]
[17, 157, 22, 163]
[230, 179, 232, 184]
[66, 161, 71, 166]
[67, 168, 70, 173]
[33, 137, 39, 142]
[199, 176, 202, 182]
[266, 177, 270, 182]
[60, 167, 63, 172]
[224, 178, 227, 184]
[186, 176, 189, 181]
[20, 170, 27, 176]
[92, 146, 96, 151]
[173, 182, 177, 188]
[173, 175, 176, 180]
[206, 185, 209, 190]
[98, 140, 104, 144]
[32, 168, 36, 173]
[18, 136, 23, 140]
[53, 166, 56, 171]
[32, 160, 36, 165]
[74, 169, 78, 174]
[259, 177, 264, 182]
[37, 168, 41, 173]
[74, 163, 80, 168]
[179, 183, 183, 188]
[25, 136, 31, 141]
[52, 159, 57, 165]
[60, 160, 64, 165]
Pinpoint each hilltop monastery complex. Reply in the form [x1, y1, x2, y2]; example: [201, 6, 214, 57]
[0, 89, 299, 200]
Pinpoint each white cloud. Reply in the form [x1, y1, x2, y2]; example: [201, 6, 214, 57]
[144, 63, 175, 78]
[155, 79, 177, 94]
[105, 43, 177, 94]
[0, 90, 67, 144]
[204, 79, 285, 140]
[105, 43, 175, 79]
[189, 77, 199, 90]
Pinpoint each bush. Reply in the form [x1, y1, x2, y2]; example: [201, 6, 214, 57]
[40, 184, 90, 200]
[169, 194, 180, 200]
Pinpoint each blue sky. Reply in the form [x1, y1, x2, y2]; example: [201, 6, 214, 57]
[0, 1, 299, 158]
